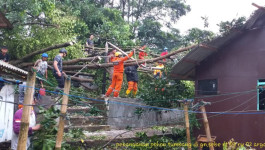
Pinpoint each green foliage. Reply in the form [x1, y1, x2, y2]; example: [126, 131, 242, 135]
[218, 17, 246, 35]
[182, 27, 215, 45]
[137, 17, 182, 51]
[0, 0, 85, 62]
[138, 65, 194, 108]
[32, 107, 84, 150]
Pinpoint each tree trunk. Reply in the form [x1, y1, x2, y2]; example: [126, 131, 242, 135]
[127, 0, 130, 22]
[122, 0, 126, 19]
[19, 57, 99, 68]
[11, 41, 75, 65]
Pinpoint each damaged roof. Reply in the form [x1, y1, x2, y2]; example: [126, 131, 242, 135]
[170, 7, 265, 80]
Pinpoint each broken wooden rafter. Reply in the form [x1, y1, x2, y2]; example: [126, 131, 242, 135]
[252, 3, 265, 11]
[62, 44, 197, 70]
[11, 41, 76, 65]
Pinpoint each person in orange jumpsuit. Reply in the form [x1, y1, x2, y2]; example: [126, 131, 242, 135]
[104, 50, 134, 97]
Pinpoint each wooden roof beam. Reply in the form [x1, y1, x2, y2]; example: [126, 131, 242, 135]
[252, 3, 265, 11]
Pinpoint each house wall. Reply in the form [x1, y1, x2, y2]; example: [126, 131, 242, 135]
[194, 28, 265, 148]
[0, 85, 15, 143]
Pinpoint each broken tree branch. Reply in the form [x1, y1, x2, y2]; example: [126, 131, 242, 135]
[11, 41, 76, 65]
[70, 76, 93, 82]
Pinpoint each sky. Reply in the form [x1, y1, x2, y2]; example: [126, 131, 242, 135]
[174, 0, 265, 34]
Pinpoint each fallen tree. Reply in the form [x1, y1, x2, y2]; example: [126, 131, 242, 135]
[11, 41, 76, 65]
[62, 44, 196, 70]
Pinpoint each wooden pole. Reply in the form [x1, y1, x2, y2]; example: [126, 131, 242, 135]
[17, 69, 36, 150]
[102, 42, 108, 94]
[200, 106, 214, 150]
[55, 77, 71, 150]
[107, 42, 135, 60]
[184, 103, 192, 150]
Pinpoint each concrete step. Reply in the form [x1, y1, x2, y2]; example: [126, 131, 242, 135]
[67, 107, 91, 114]
[65, 125, 110, 132]
[65, 116, 107, 126]
[66, 125, 184, 148]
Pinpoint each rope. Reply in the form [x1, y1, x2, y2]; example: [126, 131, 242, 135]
[72, 57, 97, 77]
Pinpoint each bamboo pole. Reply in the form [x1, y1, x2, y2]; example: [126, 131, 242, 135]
[107, 42, 135, 60]
[200, 106, 214, 150]
[184, 103, 192, 150]
[17, 69, 36, 150]
[55, 77, 71, 150]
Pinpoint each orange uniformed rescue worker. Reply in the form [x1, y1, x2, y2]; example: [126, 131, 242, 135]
[104, 50, 134, 97]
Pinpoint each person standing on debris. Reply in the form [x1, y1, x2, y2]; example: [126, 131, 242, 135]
[125, 65, 139, 97]
[138, 45, 147, 67]
[53, 48, 67, 90]
[0, 46, 9, 63]
[138, 45, 147, 59]
[34, 53, 48, 88]
[153, 62, 164, 79]
[107, 49, 117, 79]
[104, 50, 134, 98]
[11, 97, 41, 150]
[85, 34, 94, 53]
[160, 47, 168, 62]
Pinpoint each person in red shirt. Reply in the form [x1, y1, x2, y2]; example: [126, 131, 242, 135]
[161, 47, 168, 61]
[138, 45, 147, 67]
[138, 45, 147, 59]
[104, 50, 134, 97]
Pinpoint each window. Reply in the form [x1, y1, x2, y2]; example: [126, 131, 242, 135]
[257, 79, 265, 110]
[198, 79, 218, 95]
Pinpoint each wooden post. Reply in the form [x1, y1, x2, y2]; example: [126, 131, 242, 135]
[17, 70, 36, 150]
[55, 77, 71, 150]
[107, 42, 135, 60]
[102, 42, 108, 94]
[200, 105, 214, 150]
[184, 103, 192, 150]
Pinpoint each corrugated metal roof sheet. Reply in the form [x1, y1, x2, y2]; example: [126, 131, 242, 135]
[170, 8, 265, 80]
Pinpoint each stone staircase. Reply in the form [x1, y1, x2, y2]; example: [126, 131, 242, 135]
[65, 100, 110, 132]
